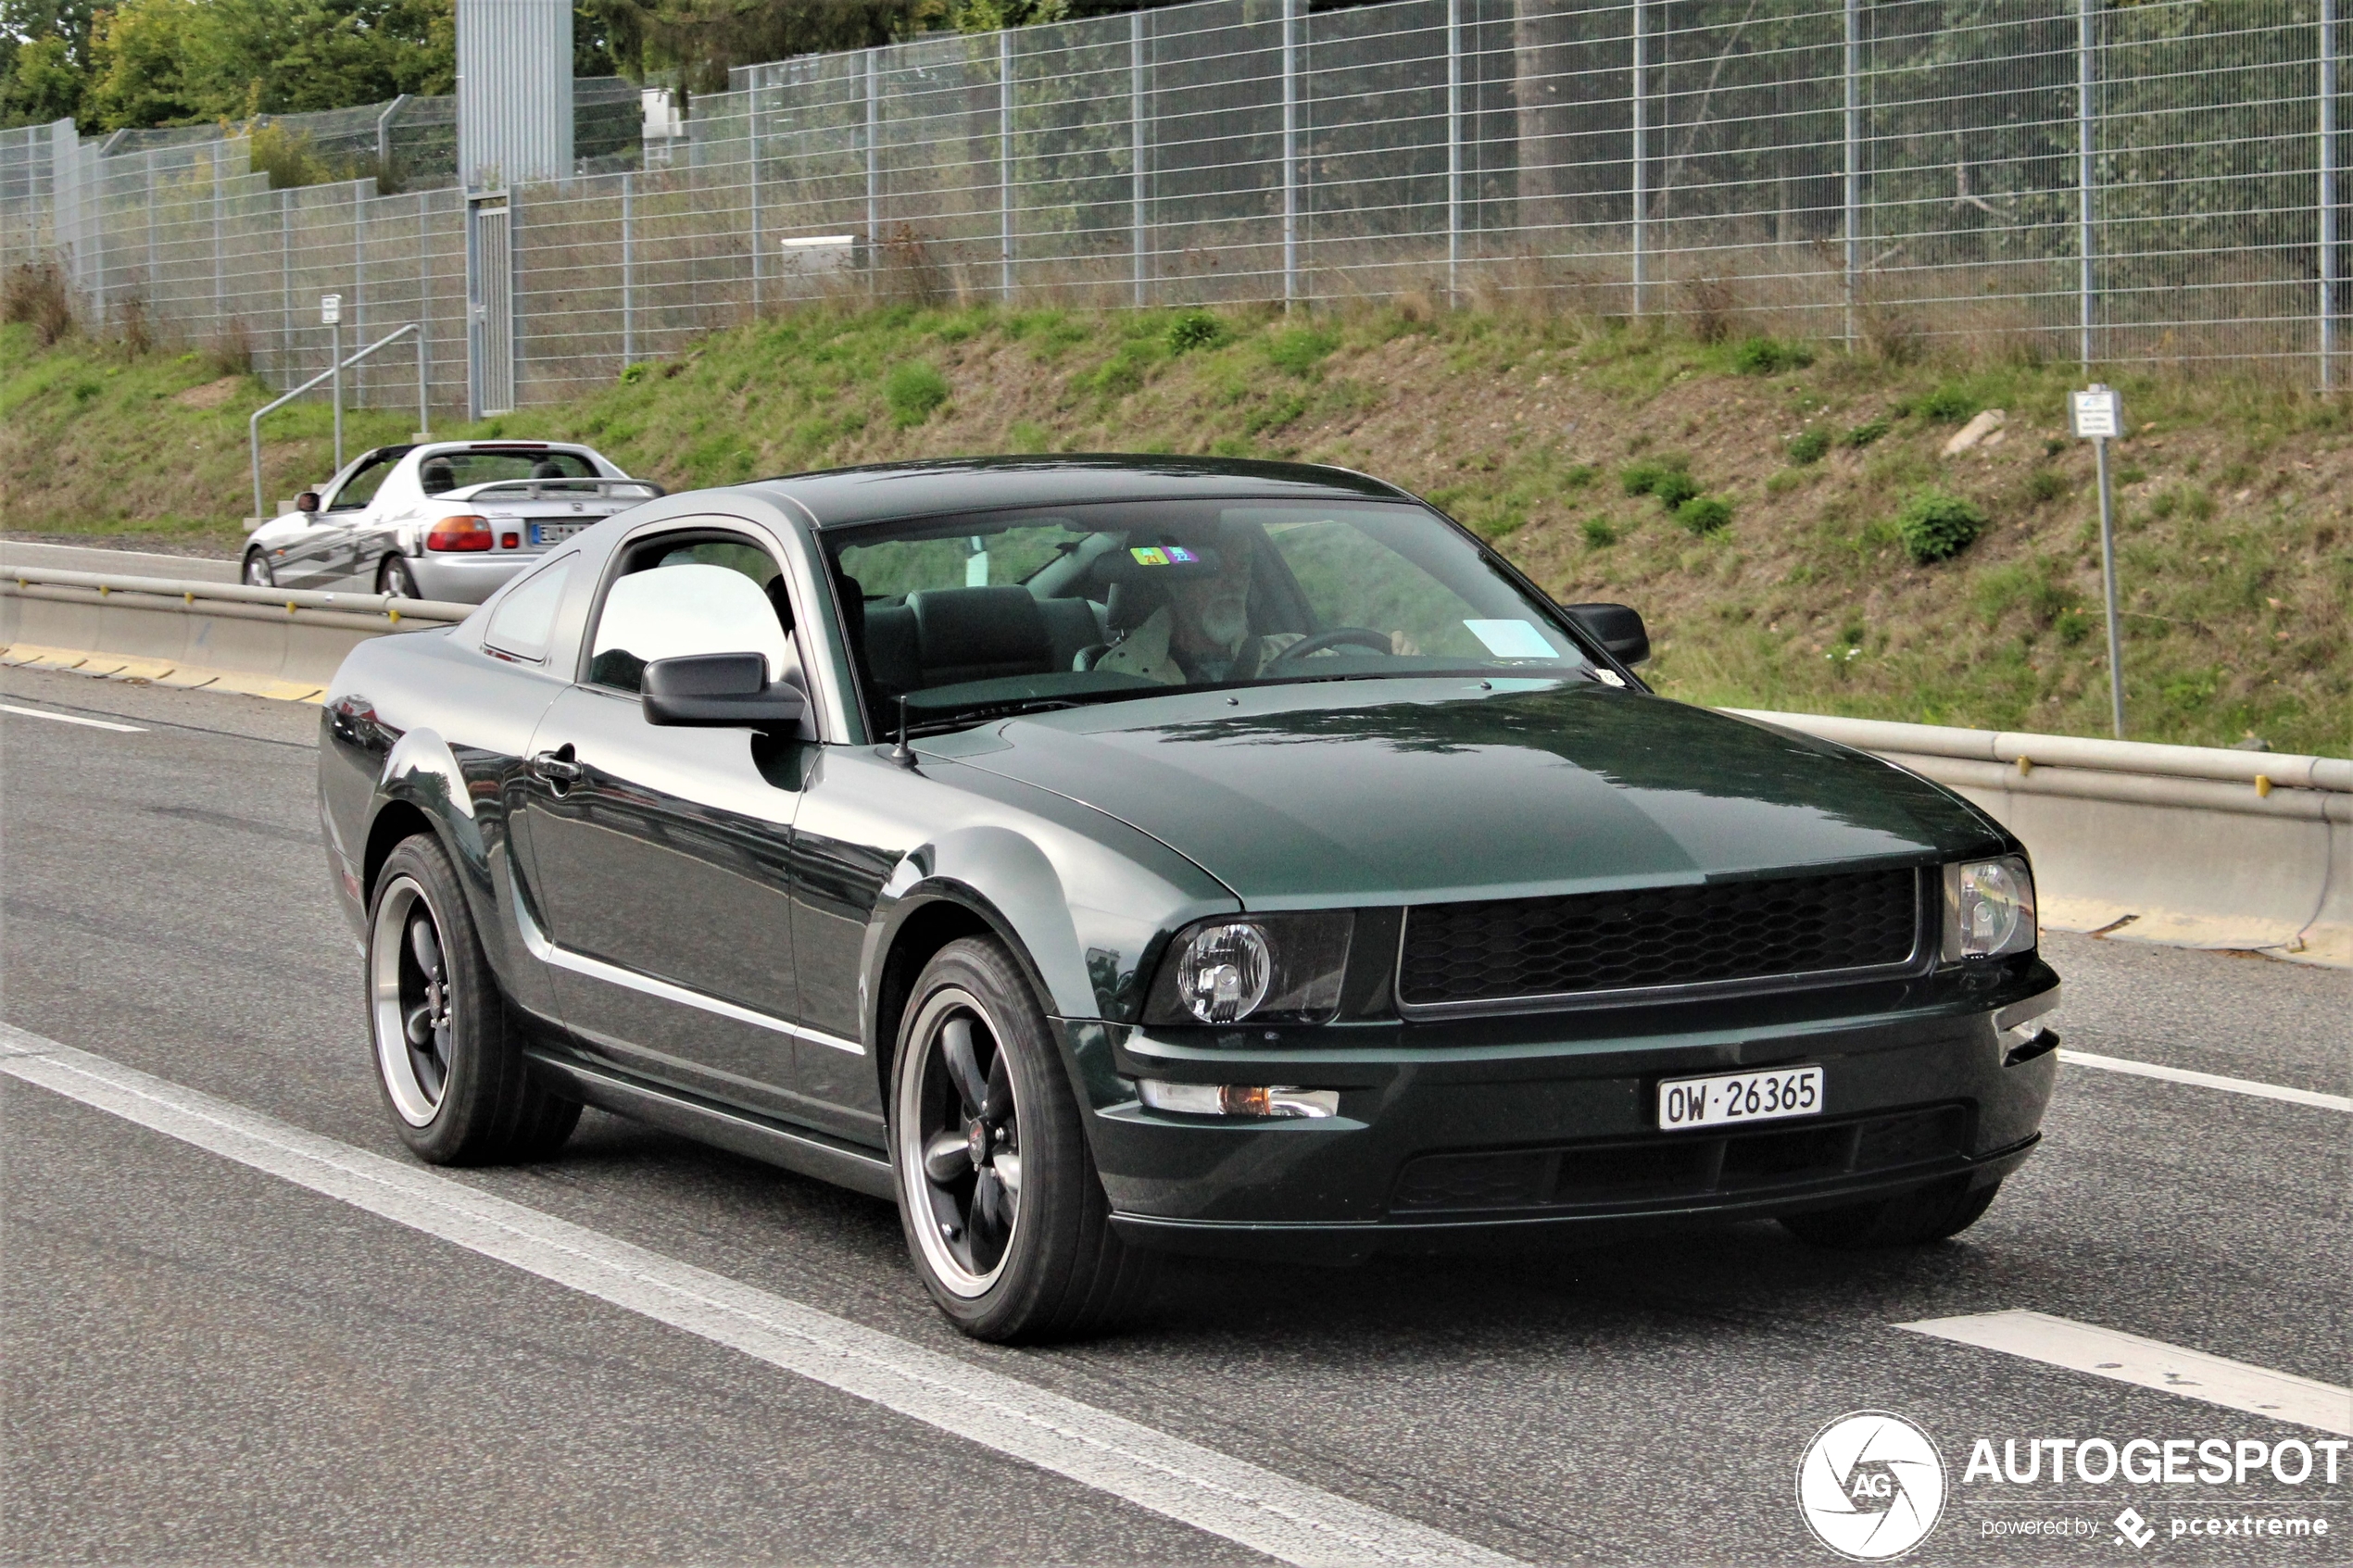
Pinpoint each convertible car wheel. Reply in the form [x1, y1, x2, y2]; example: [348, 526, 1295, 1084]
[367, 834, 580, 1164]
[892, 937, 1154, 1342]
[1780, 1174, 2003, 1249]
[378, 557, 420, 598]
[242, 551, 274, 587]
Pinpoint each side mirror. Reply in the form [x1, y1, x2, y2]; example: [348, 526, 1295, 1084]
[296, 491, 321, 514]
[1563, 602, 1651, 667]
[642, 652, 807, 728]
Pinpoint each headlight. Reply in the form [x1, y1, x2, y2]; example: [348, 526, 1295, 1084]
[1144, 912, 1353, 1026]
[1944, 856, 2037, 960]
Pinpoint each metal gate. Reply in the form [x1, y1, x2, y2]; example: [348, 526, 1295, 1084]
[467, 197, 514, 418]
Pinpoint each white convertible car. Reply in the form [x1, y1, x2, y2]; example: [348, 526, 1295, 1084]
[243, 441, 664, 603]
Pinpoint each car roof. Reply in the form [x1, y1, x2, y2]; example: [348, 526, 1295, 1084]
[743, 455, 1416, 530]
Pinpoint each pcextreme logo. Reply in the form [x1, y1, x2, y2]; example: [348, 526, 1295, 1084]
[1797, 1411, 1950, 1562]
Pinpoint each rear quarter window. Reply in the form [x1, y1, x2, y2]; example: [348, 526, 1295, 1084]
[483, 555, 575, 663]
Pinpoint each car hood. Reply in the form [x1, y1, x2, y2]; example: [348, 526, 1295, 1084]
[937, 679, 2003, 906]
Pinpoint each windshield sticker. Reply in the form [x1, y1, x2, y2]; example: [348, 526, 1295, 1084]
[1127, 546, 1198, 566]
[1463, 619, 1559, 659]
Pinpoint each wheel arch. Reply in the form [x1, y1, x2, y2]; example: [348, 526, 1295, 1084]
[868, 889, 1059, 1114]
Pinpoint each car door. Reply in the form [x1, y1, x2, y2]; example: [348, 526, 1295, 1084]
[281, 449, 398, 587]
[518, 525, 837, 1124]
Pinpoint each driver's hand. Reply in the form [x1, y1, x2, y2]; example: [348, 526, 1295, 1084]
[1390, 631, 1422, 656]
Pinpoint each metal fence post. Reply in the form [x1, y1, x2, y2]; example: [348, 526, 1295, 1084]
[353, 183, 365, 404]
[749, 88, 764, 317]
[1631, 0, 1648, 316]
[1447, 0, 1463, 306]
[2323, 0, 2339, 391]
[280, 190, 292, 378]
[1000, 29, 1016, 302]
[211, 152, 224, 343]
[1843, 0, 1861, 346]
[2079, 0, 2096, 368]
[622, 170, 635, 367]
[1132, 9, 1148, 308]
[865, 48, 881, 296]
[418, 192, 432, 410]
[144, 153, 156, 308]
[1282, 0, 1300, 309]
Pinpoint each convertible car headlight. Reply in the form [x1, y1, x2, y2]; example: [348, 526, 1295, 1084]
[1944, 856, 2037, 960]
[1145, 912, 1353, 1026]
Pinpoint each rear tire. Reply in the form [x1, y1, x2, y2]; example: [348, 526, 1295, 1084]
[890, 936, 1156, 1342]
[366, 833, 580, 1165]
[378, 557, 421, 598]
[243, 550, 274, 587]
[1780, 1175, 2002, 1249]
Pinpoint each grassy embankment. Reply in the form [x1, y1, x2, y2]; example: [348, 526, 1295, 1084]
[2, 302, 2345, 756]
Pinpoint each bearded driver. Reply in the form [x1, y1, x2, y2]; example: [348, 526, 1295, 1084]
[1093, 524, 1302, 684]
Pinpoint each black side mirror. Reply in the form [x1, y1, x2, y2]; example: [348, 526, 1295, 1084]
[1563, 602, 1651, 667]
[642, 653, 807, 728]
[296, 491, 321, 514]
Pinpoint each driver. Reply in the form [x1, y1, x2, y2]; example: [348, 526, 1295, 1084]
[1095, 524, 1302, 684]
[419, 458, 456, 495]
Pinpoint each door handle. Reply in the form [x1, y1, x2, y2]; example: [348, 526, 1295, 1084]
[529, 746, 582, 792]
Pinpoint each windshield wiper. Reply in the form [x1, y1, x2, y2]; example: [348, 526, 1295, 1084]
[899, 687, 1165, 736]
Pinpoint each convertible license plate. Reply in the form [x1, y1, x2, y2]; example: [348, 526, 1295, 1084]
[1657, 1065, 1822, 1130]
[528, 521, 586, 546]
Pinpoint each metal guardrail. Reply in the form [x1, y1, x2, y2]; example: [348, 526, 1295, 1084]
[2, 566, 473, 632]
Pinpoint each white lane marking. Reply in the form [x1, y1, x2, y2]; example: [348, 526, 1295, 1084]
[0, 1024, 1512, 1568]
[2059, 1048, 2351, 1113]
[1899, 1310, 2353, 1436]
[0, 703, 145, 733]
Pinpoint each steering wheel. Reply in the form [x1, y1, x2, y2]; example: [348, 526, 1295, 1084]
[1265, 626, 1393, 666]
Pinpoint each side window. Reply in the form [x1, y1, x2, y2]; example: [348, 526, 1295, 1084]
[587, 539, 794, 695]
[329, 453, 398, 510]
[483, 556, 574, 663]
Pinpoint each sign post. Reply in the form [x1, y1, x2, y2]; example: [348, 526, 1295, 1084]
[321, 295, 344, 473]
[2070, 383, 2127, 739]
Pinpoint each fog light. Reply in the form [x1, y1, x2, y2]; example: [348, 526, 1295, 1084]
[1138, 1080, 1340, 1119]
[500, 532, 521, 549]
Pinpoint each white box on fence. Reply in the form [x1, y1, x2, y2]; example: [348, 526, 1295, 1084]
[778, 236, 861, 279]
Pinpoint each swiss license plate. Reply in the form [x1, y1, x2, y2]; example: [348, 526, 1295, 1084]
[1657, 1065, 1823, 1130]
[528, 521, 585, 546]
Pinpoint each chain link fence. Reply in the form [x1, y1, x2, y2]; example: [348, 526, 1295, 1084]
[5, 0, 2349, 420]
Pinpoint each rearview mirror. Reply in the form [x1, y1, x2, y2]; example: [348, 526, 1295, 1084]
[1563, 602, 1650, 667]
[642, 652, 807, 729]
[296, 491, 321, 514]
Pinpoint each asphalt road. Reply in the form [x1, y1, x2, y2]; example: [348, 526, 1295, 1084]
[3, 665, 2347, 1567]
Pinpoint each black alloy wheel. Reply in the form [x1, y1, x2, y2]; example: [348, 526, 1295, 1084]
[891, 936, 1155, 1341]
[379, 557, 421, 598]
[365, 834, 580, 1164]
[243, 551, 275, 587]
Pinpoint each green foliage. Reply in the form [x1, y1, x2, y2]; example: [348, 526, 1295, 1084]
[1892, 487, 1989, 563]
[1562, 461, 1598, 488]
[1164, 309, 1226, 354]
[2025, 469, 2069, 504]
[82, 0, 458, 132]
[1265, 326, 1338, 377]
[619, 361, 649, 385]
[1786, 428, 1831, 465]
[1675, 495, 1733, 534]
[882, 359, 949, 427]
[1579, 515, 1617, 547]
[1621, 454, 1697, 508]
[1915, 383, 1981, 423]
[2055, 608, 2095, 644]
[1842, 417, 1892, 448]
[1732, 336, 1815, 375]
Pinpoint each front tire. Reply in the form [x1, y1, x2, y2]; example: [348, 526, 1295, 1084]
[891, 937, 1154, 1342]
[378, 556, 421, 598]
[1780, 1175, 2002, 1249]
[367, 834, 580, 1164]
[243, 550, 275, 587]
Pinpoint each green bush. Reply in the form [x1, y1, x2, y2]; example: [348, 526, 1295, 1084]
[1676, 495, 1733, 534]
[883, 360, 950, 427]
[1580, 515, 1617, 547]
[1624, 455, 1700, 509]
[619, 362, 650, 385]
[1733, 336, 1815, 375]
[2026, 469, 2069, 504]
[1842, 417, 1892, 448]
[1916, 383, 1981, 423]
[2055, 608, 2095, 645]
[1892, 487, 1989, 563]
[1563, 462, 1598, 488]
[1165, 310, 1226, 354]
[1265, 327, 1338, 376]
[1787, 428, 1831, 465]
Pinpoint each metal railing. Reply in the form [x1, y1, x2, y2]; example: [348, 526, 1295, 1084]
[8, 0, 2353, 411]
[247, 324, 429, 521]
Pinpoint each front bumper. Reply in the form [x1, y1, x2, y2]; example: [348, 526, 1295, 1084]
[1069, 959, 2060, 1261]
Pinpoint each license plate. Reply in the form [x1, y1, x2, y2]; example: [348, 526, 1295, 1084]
[528, 521, 585, 546]
[1657, 1065, 1823, 1130]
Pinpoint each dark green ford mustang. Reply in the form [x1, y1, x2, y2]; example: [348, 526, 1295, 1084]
[319, 456, 2060, 1341]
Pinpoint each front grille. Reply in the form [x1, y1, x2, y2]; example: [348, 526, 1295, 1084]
[1398, 867, 1921, 1011]
[1390, 1105, 1970, 1214]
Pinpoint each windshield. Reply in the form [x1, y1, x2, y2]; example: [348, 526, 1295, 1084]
[825, 498, 1595, 734]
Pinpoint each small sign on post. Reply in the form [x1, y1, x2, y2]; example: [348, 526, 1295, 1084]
[322, 295, 345, 471]
[320, 294, 342, 326]
[2072, 383, 2128, 740]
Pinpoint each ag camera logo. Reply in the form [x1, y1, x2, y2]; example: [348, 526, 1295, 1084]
[1797, 1411, 1948, 1561]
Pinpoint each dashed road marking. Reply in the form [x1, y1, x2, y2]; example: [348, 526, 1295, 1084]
[0, 702, 145, 733]
[2059, 1049, 2351, 1113]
